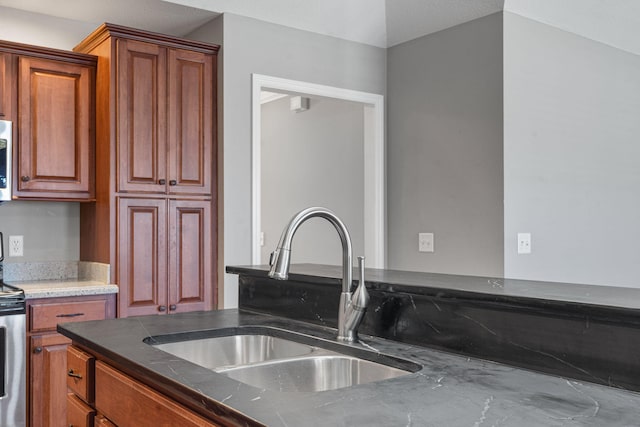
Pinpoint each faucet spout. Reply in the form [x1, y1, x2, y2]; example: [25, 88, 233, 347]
[268, 207, 368, 341]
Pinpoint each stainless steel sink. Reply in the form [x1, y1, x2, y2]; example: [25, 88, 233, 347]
[152, 334, 315, 370]
[145, 327, 421, 392]
[216, 354, 411, 392]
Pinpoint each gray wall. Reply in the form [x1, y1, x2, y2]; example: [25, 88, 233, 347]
[188, 13, 386, 307]
[0, 7, 94, 264]
[386, 13, 504, 277]
[0, 202, 79, 263]
[260, 96, 365, 265]
[503, 12, 640, 287]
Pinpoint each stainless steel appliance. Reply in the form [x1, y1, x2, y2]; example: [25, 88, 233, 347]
[0, 120, 13, 202]
[0, 232, 26, 427]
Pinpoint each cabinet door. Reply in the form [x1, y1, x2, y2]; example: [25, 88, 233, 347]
[168, 200, 212, 313]
[167, 49, 213, 196]
[117, 198, 167, 317]
[16, 56, 94, 198]
[30, 333, 72, 427]
[117, 39, 167, 194]
[0, 51, 13, 119]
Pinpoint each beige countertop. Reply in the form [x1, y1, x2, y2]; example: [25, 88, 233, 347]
[10, 280, 118, 299]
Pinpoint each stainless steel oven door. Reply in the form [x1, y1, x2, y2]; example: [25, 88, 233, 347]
[0, 313, 26, 427]
[0, 120, 12, 202]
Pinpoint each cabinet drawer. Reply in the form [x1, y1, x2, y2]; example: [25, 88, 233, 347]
[67, 346, 95, 403]
[95, 361, 220, 427]
[68, 393, 96, 427]
[30, 300, 107, 332]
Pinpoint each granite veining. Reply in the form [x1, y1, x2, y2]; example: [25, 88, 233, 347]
[58, 310, 640, 427]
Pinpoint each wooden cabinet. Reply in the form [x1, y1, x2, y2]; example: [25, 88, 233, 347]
[16, 56, 94, 198]
[67, 394, 96, 427]
[27, 295, 116, 427]
[76, 24, 218, 316]
[94, 361, 219, 427]
[117, 40, 213, 196]
[0, 40, 96, 200]
[166, 48, 213, 196]
[0, 51, 13, 119]
[30, 333, 71, 427]
[64, 350, 222, 427]
[117, 198, 211, 317]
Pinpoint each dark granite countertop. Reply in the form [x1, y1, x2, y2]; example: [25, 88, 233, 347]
[227, 264, 640, 311]
[58, 309, 640, 426]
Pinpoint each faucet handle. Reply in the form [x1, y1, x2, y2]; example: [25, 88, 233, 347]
[353, 256, 369, 310]
[269, 250, 276, 266]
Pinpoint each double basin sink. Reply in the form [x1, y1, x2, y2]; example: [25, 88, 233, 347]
[144, 326, 421, 393]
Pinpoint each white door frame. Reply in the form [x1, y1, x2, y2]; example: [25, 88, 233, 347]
[251, 73, 386, 267]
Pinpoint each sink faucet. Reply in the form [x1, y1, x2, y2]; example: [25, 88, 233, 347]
[268, 207, 370, 342]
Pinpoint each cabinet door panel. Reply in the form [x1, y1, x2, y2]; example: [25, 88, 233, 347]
[16, 56, 93, 197]
[117, 40, 167, 193]
[167, 49, 213, 196]
[95, 362, 219, 427]
[168, 200, 212, 312]
[118, 198, 167, 317]
[0, 52, 13, 119]
[30, 333, 72, 427]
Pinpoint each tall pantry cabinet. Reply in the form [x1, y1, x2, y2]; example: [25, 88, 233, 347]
[75, 24, 218, 317]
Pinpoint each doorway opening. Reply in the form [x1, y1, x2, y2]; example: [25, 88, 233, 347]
[251, 74, 385, 267]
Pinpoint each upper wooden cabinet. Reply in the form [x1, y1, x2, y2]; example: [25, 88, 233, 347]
[108, 36, 213, 196]
[16, 56, 94, 198]
[0, 41, 96, 200]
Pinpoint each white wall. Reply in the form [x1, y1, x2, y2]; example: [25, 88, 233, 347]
[187, 13, 386, 307]
[386, 13, 504, 277]
[504, 12, 640, 287]
[260, 95, 365, 265]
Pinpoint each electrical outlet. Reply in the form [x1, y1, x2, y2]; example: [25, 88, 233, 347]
[517, 233, 531, 254]
[418, 232, 434, 253]
[9, 235, 23, 257]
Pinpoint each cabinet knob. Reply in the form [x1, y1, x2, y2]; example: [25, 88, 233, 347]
[21, 176, 30, 182]
[159, 179, 166, 185]
[169, 180, 177, 186]
[33, 346, 42, 354]
[158, 305, 167, 312]
[169, 304, 177, 311]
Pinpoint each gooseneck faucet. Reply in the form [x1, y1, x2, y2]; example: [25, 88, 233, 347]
[268, 207, 369, 342]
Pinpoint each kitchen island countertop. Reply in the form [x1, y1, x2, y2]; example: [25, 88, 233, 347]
[58, 309, 640, 427]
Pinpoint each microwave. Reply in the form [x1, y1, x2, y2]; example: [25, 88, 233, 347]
[0, 120, 12, 201]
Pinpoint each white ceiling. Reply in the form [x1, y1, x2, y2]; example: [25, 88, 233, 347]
[0, 0, 638, 53]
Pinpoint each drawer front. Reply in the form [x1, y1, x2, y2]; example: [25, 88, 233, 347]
[67, 346, 95, 403]
[95, 361, 220, 427]
[30, 300, 107, 332]
[68, 393, 96, 427]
